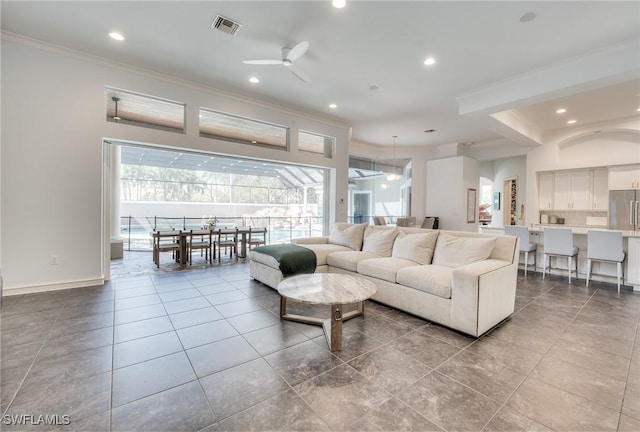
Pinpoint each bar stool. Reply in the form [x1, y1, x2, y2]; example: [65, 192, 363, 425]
[543, 228, 579, 283]
[505, 226, 537, 276]
[586, 230, 625, 292]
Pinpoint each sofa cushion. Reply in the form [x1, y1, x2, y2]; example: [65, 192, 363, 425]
[362, 226, 399, 257]
[298, 243, 353, 266]
[328, 223, 367, 251]
[432, 232, 496, 268]
[391, 231, 439, 265]
[327, 251, 382, 272]
[396, 265, 453, 299]
[357, 257, 419, 283]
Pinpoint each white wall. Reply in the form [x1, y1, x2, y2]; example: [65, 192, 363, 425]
[1, 36, 350, 293]
[525, 118, 640, 225]
[426, 156, 479, 231]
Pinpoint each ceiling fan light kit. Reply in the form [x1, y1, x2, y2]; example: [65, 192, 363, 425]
[243, 41, 311, 83]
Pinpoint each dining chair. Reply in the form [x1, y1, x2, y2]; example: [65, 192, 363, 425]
[504, 225, 537, 276]
[372, 216, 387, 226]
[421, 217, 436, 229]
[247, 227, 267, 250]
[586, 230, 625, 292]
[152, 230, 182, 268]
[216, 227, 238, 262]
[396, 217, 416, 227]
[188, 229, 213, 264]
[543, 227, 579, 283]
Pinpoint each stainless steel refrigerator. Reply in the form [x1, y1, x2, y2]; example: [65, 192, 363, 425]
[609, 189, 640, 231]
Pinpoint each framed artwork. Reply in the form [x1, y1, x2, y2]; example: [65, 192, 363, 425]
[493, 192, 501, 210]
[467, 188, 477, 223]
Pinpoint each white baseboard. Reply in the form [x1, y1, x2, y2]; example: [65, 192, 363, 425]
[3, 278, 105, 296]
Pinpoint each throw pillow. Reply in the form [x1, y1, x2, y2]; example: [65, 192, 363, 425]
[362, 226, 399, 257]
[391, 231, 439, 264]
[432, 232, 496, 268]
[328, 223, 367, 251]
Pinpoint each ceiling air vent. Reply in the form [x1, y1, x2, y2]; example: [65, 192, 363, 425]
[211, 14, 242, 36]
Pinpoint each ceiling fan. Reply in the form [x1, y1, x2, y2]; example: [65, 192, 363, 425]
[243, 41, 311, 83]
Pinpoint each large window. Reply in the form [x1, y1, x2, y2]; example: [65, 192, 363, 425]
[347, 156, 411, 223]
[118, 145, 326, 249]
[199, 108, 288, 149]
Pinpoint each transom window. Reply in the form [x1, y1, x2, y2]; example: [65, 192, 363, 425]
[299, 130, 334, 158]
[199, 108, 288, 149]
[105, 87, 185, 133]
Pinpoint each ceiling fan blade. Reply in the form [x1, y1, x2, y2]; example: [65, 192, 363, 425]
[242, 60, 283, 65]
[286, 41, 309, 62]
[290, 67, 311, 84]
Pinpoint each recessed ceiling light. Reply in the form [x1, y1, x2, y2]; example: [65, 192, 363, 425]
[249, 77, 259, 84]
[109, 32, 125, 41]
[332, 0, 346, 9]
[636, 108, 640, 112]
[329, 103, 337, 109]
[556, 108, 567, 114]
[520, 12, 537, 23]
[567, 119, 577, 124]
[423, 57, 436, 66]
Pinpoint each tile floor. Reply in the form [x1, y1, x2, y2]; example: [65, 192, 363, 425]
[1, 252, 639, 431]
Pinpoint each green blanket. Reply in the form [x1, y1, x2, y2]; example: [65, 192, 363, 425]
[252, 244, 317, 277]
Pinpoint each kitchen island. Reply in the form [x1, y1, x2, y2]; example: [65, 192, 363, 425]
[480, 225, 640, 291]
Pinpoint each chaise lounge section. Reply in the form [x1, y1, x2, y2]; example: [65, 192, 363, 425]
[249, 223, 519, 337]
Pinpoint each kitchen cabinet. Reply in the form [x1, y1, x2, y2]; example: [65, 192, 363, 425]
[627, 237, 640, 289]
[591, 169, 608, 210]
[538, 172, 554, 210]
[609, 165, 640, 190]
[554, 170, 590, 210]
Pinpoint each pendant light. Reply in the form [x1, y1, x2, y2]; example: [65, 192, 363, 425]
[112, 96, 121, 122]
[387, 135, 399, 181]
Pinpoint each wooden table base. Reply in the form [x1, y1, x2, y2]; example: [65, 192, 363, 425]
[279, 297, 365, 351]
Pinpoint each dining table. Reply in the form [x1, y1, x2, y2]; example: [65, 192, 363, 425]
[150, 226, 261, 266]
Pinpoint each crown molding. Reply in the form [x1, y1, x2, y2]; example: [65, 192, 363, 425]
[1, 30, 350, 130]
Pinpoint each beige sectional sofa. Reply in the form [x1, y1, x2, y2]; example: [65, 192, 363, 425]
[249, 223, 519, 337]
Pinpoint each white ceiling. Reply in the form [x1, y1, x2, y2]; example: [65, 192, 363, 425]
[2, 1, 639, 150]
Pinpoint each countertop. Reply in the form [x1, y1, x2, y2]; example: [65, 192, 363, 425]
[480, 225, 640, 238]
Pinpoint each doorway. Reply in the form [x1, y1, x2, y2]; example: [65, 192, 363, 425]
[351, 191, 371, 224]
[102, 140, 331, 279]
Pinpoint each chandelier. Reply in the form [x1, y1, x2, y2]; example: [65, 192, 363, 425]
[387, 135, 400, 181]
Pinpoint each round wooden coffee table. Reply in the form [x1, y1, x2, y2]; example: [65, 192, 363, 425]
[277, 273, 377, 351]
